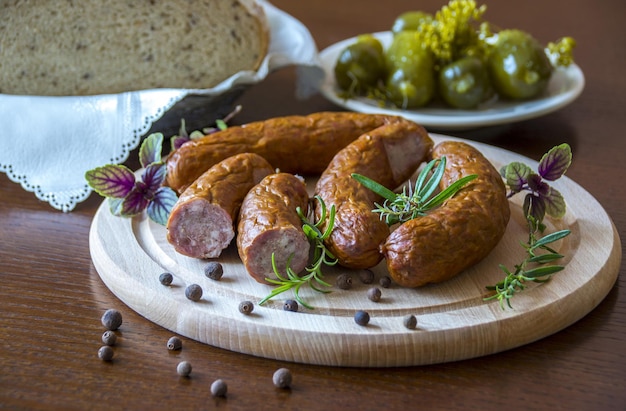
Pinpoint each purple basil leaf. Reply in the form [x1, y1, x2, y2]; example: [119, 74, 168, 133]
[503, 162, 531, 193]
[523, 193, 546, 224]
[142, 163, 167, 192]
[538, 143, 572, 181]
[139, 133, 164, 168]
[542, 187, 567, 218]
[171, 135, 189, 151]
[527, 173, 549, 195]
[147, 187, 179, 226]
[120, 185, 149, 216]
[108, 197, 124, 216]
[85, 164, 135, 198]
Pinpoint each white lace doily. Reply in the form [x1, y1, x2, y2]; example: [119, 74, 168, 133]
[0, 1, 323, 212]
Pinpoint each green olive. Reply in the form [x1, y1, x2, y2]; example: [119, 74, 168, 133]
[355, 34, 384, 55]
[438, 56, 493, 109]
[384, 31, 435, 108]
[334, 40, 386, 94]
[487, 29, 552, 100]
[391, 11, 433, 34]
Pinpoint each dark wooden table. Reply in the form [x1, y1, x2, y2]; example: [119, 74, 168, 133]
[2, 1, 624, 409]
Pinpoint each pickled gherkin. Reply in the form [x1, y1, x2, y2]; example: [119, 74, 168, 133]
[332, 0, 576, 109]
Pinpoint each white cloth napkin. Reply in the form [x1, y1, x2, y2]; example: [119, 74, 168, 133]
[0, 1, 323, 212]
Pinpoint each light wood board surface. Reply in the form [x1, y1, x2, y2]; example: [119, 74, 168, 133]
[89, 135, 621, 367]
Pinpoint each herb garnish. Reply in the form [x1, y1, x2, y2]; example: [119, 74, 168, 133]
[85, 133, 178, 225]
[170, 105, 242, 150]
[259, 196, 338, 310]
[352, 156, 478, 225]
[484, 143, 572, 308]
[86, 108, 241, 224]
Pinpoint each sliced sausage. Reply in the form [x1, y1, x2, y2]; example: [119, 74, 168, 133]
[166, 153, 274, 259]
[381, 141, 510, 287]
[237, 173, 311, 284]
[314, 119, 433, 269]
[166, 112, 419, 193]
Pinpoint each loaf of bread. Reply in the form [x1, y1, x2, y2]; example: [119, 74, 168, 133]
[0, 0, 269, 96]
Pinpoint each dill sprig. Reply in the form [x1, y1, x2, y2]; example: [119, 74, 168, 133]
[352, 156, 477, 226]
[259, 196, 338, 310]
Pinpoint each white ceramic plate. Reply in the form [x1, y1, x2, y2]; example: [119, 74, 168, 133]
[318, 31, 585, 130]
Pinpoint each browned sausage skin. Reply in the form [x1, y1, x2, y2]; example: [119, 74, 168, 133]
[237, 173, 310, 284]
[381, 141, 510, 287]
[166, 153, 274, 259]
[166, 112, 420, 193]
[314, 119, 433, 269]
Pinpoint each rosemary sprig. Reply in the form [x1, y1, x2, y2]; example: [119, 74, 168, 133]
[259, 196, 338, 309]
[484, 218, 570, 309]
[352, 156, 478, 225]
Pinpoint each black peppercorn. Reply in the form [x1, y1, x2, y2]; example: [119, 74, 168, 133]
[185, 284, 203, 301]
[98, 345, 114, 361]
[177, 361, 192, 377]
[204, 261, 224, 280]
[167, 336, 182, 351]
[238, 300, 254, 315]
[403, 314, 418, 330]
[211, 379, 228, 397]
[358, 269, 375, 284]
[367, 287, 382, 302]
[283, 299, 298, 312]
[379, 276, 391, 288]
[272, 368, 293, 389]
[101, 330, 117, 346]
[101, 309, 123, 331]
[159, 272, 173, 286]
[354, 310, 370, 326]
[336, 273, 353, 290]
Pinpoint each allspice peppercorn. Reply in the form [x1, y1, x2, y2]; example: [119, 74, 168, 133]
[238, 300, 254, 315]
[403, 314, 418, 330]
[159, 272, 173, 286]
[98, 345, 114, 361]
[367, 287, 382, 302]
[379, 276, 391, 288]
[185, 284, 203, 301]
[283, 299, 298, 312]
[177, 361, 192, 377]
[167, 336, 182, 351]
[204, 261, 224, 280]
[210, 379, 228, 397]
[272, 368, 293, 389]
[101, 309, 123, 331]
[358, 269, 375, 284]
[101, 330, 117, 346]
[354, 310, 370, 326]
[336, 273, 353, 290]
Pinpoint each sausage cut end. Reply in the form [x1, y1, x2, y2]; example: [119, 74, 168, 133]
[166, 198, 234, 259]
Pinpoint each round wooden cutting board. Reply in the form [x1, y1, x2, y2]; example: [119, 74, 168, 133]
[89, 135, 621, 367]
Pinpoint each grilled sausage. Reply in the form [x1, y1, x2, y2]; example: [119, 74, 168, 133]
[166, 153, 274, 259]
[166, 112, 420, 193]
[381, 141, 510, 287]
[237, 173, 310, 284]
[314, 119, 433, 269]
